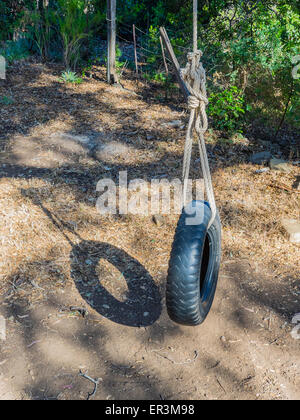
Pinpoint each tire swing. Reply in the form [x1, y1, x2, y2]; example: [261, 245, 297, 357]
[166, 13, 222, 326]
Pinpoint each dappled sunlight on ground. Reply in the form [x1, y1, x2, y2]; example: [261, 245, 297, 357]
[0, 63, 299, 400]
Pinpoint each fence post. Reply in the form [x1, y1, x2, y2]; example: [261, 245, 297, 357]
[0, 56, 6, 80]
[133, 24, 139, 76]
[159, 27, 189, 100]
[159, 35, 169, 76]
[107, 0, 117, 84]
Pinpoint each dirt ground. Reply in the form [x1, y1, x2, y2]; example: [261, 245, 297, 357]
[0, 62, 299, 400]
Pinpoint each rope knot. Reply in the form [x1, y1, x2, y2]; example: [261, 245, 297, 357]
[188, 95, 200, 109]
[181, 48, 217, 227]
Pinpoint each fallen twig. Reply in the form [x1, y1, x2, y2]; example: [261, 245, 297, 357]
[216, 377, 226, 394]
[207, 360, 220, 369]
[27, 340, 41, 348]
[78, 370, 101, 400]
[9, 280, 26, 293]
[154, 350, 198, 365]
[269, 183, 300, 194]
[29, 280, 45, 291]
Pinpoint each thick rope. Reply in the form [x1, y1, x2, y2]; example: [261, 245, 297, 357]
[181, 50, 217, 228]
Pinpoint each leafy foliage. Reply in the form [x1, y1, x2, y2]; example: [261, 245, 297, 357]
[0, 95, 14, 105]
[54, 0, 100, 70]
[0, 39, 30, 63]
[60, 70, 83, 84]
[0, 0, 299, 133]
[208, 85, 246, 133]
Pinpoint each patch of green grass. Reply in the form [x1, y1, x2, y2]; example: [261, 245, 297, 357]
[0, 95, 14, 105]
[59, 70, 83, 85]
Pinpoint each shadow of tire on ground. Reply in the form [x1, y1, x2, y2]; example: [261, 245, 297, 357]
[70, 241, 162, 327]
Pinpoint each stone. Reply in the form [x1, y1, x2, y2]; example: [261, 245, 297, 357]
[281, 219, 300, 243]
[250, 151, 271, 165]
[270, 158, 292, 173]
[255, 167, 270, 174]
[152, 214, 165, 226]
[163, 120, 183, 128]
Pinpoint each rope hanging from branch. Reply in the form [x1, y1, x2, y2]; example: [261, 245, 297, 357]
[160, 0, 217, 227]
[181, 50, 217, 227]
[164, 1, 221, 328]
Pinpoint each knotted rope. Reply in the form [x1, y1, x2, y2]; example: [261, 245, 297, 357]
[181, 50, 216, 228]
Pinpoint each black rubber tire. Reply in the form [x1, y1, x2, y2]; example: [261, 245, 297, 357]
[166, 200, 221, 326]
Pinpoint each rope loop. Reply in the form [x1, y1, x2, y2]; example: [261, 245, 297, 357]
[188, 95, 200, 109]
[181, 50, 217, 228]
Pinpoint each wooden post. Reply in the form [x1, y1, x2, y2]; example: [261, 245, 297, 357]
[159, 27, 189, 100]
[133, 24, 138, 76]
[159, 35, 169, 76]
[107, 0, 117, 84]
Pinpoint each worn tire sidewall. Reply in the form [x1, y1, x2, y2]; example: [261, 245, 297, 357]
[167, 201, 221, 325]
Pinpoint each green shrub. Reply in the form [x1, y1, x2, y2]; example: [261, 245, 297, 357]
[0, 95, 14, 105]
[0, 40, 30, 63]
[208, 86, 246, 133]
[55, 0, 89, 70]
[60, 70, 83, 84]
[23, 8, 54, 60]
[53, 0, 103, 70]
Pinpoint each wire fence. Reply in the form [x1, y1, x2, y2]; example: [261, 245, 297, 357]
[112, 19, 220, 82]
[112, 20, 197, 82]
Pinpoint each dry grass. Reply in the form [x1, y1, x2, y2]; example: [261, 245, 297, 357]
[0, 62, 299, 304]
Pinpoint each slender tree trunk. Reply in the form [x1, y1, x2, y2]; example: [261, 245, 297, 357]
[274, 79, 294, 140]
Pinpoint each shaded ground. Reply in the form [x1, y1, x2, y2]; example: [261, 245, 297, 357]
[0, 62, 299, 400]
